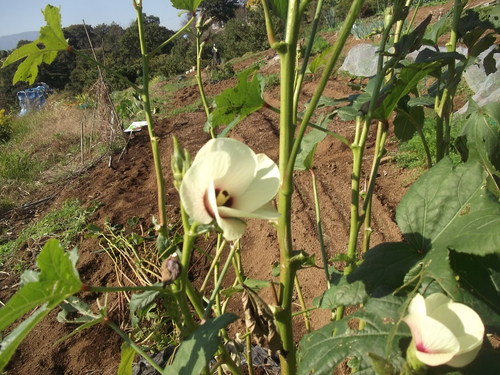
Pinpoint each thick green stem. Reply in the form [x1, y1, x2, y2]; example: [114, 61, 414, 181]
[134, 4, 169, 239]
[343, 4, 394, 280]
[274, 0, 303, 372]
[286, 0, 365, 181]
[435, 0, 466, 161]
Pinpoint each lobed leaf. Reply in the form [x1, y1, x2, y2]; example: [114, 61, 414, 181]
[397, 159, 500, 296]
[0, 239, 81, 331]
[298, 296, 408, 375]
[163, 314, 237, 375]
[0, 239, 81, 370]
[1, 5, 68, 84]
[208, 67, 264, 135]
[170, 0, 203, 12]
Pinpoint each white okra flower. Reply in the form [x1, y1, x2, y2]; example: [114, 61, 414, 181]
[180, 138, 280, 241]
[404, 293, 484, 368]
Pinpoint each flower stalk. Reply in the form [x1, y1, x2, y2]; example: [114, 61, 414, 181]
[133, 1, 169, 243]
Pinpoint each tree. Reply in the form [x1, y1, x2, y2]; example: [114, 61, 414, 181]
[119, 14, 175, 60]
[64, 24, 93, 50]
[200, 0, 240, 24]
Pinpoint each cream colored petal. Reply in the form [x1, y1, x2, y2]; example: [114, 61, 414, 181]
[430, 302, 484, 341]
[446, 341, 482, 367]
[216, 216, 247, 241]
[447, 302, 484, 339]
[404, 314, 459, 366]
[196, 138, 257, 195]
[218, 202, 279, 220]
[233, 154, 280, 212]
[180, 152, 230, 224]
[207, 179, 247, 241]
[425, 293, 452, 314]
[408, 293, 427, 316]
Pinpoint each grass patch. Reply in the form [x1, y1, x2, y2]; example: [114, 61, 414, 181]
[0, 150, 43, 180]
[0, 199, 99, 268]
[0, 95, 117, 208]
[164, 98, 203, 117]
[394, 112, 464, 169]
[162, 77, 196, 93]
[263, 73, 280, 90]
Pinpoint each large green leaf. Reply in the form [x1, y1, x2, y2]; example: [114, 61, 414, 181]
[207, 68, 264, 135]
[397, 159, 500, 296]
[163, 313, 238, 375]
[298, 296, 408, 375]
[0, 239, 81, 370]
[456, 101, 500, 181]
[451, 252, 500, 327]
[170, 0, 203, 12]
[397, 159, 500, 255]
[0, 305, 49, 370]
[1, 5, 68, 84]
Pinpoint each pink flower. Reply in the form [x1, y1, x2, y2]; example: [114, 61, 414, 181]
[180, 138, 279, 241]
[404, 293, 484, 367]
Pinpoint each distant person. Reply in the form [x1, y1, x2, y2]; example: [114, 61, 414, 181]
[212, 44, 221, 66]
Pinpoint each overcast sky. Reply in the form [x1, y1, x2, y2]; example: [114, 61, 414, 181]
[0, 0, 185, 37]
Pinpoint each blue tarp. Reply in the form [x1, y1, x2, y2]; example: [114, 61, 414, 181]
[17, 83, 50, 116]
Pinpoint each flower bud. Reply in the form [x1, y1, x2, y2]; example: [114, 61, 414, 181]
[161, 253, 182, 286]
[171, 136, 190, 190]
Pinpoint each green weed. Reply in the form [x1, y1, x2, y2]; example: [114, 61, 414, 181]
[263, 73, 280, 89]
[0, 150, 42, 180]
[165, 99, 203, 117]
[394, 113, 464, 169]
[0, 199, 99, 267]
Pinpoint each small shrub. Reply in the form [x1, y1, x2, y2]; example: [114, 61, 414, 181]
[0, 150, 41, 180]
[210, 63, 235, 83]
[394, 114, 463, 169]
[0, 199, 98, 265]
[263, 73, 280, 89]
[311, 36, 330, 55]
[0, 109, 13, 143]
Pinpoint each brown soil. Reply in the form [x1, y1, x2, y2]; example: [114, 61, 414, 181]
[0, 1, 488, 373]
